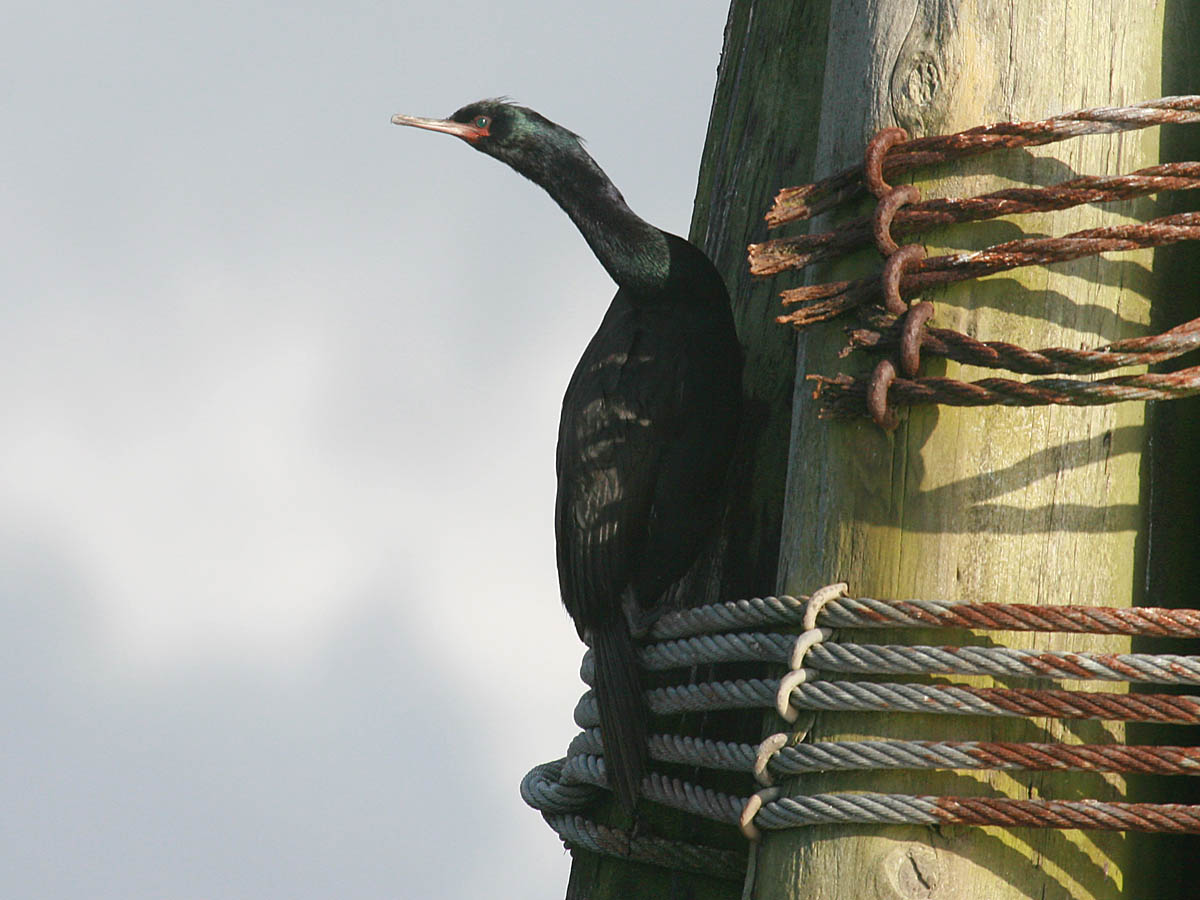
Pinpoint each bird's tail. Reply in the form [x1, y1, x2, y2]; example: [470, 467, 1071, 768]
[591, 617, 647, 810]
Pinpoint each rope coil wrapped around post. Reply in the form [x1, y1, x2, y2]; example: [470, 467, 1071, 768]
[523, 585, 1200, 872]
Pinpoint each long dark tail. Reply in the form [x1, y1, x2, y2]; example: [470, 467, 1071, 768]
[591, 617, 647, 810]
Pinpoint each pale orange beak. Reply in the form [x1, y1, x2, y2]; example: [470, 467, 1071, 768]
[390, 114, 487, 143]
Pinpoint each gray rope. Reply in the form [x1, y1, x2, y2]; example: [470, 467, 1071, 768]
[649, 594, 1200, 639]
[574, 679, 777, 726]
[568, 727, 1200, 778]
[576, 678, 1199, 726]
[755, 792, 939, 829]
[543, 812, 746, 881]
[522, 758, 747, 880]
[596, 631, 1200, 686]
[520, 759, 602, 813]
[540, 584, 1200, 854]
[754, 792, 1200, 833]
[809, 643, 1200, 685]
[571, 728, 758, 773]
[556, 752, 746, 826]
[651, 595, 810, 639]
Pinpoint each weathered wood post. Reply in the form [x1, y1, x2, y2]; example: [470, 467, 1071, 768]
[754, 1, 1176, 898]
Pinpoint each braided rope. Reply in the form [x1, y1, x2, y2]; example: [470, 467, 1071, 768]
[544, 813, 746, 881]
[574, 678, 1200, 726]
[527, 762, 1200, 841]
[569, 728, 1200, 778]
[756, 793, 1200, 833]
[754, 162, 1200, 272]
[650, 594, 1200, 639]
[615, 631, 1200, 686]
[814, 365, 1200, 416]
[846, 311, 1200, 375]
[529, 589, 1200, 870]
[521, 760, 746, 880]
[778, 212, 1200, 329]
[765, 96, 1200, 225]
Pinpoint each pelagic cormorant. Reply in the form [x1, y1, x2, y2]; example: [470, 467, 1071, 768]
[392, 100, 742, 809]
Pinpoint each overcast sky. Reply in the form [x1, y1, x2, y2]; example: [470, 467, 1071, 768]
[1, 1, 733, 897]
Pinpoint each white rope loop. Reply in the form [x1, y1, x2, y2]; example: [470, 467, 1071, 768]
[739, 786, 782, 840]
[804, 582, 847, 631]
[775, 667, 820, 721]
[754, 733, 790, 786]
[774, 583, 846, 721]
[527, 566, 1200, 871]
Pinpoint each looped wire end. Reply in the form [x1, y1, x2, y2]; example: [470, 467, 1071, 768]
[789, 627, 835, 668]
[880, 243, 926, 314]
[864, 127, 911, 198]
[803, 583, 848, 630]
[775, 667, 821, 721]
[754, 733, 790, 786]
[900, 301, 936, 377]
[773, 584, 847, 721]
[740, 786, 783, 841]
[867, 358, 900, 430]
[873, 184, 922, 255]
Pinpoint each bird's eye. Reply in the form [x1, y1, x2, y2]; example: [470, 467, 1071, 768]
[474, 115, 491, 129]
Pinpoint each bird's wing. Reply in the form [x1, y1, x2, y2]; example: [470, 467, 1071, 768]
[554, 301, 686, 632]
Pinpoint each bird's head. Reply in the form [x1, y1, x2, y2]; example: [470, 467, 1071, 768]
[391, 99, 586, 178]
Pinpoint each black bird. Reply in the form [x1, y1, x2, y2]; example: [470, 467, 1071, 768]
[392, 100, 741, 808]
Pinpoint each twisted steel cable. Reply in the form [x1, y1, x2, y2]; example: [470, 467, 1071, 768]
[574, 678, 1200, 726]
[754, 161, 1200, 274]
[756, 96, 1200, 422]
[765, 96, 1200, 225]
[648, 593, 1200, 639]
[582, 631, 1200, 686]
[536, 584, 1200, 859]
[755, 792, 1200, 833]
[544, 812, 746, 881]
[522, 759, 746, 879]
[846, 312, 1200, 375]
[529, 757, 1200, 839]
[812, 364, 1200, 417]
[777, 212, 1200, 329]
[527, 761, 1200, 843]
[568, 728, 1200, 778]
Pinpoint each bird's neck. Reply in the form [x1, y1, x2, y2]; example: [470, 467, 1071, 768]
[528, 149, 671, 295]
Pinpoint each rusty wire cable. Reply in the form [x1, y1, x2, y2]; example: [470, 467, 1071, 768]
[776, 211, 1200, 329]
[764, 96, 1200, 225]
[845, 311, 1200, 374]
[649, 592, 1200, 639]
[812, 363, 1200, 417]
[753, 161, 1200, 274]
[582, 631, 1200, 686]
[567, 728, 1200, 779]
[571, 677, 1200, 725]
[521, 761, 746, 880]
[579, 628, 1200, 686]
[536, 754, 1200, 835]
[751, 96, 1200, 425]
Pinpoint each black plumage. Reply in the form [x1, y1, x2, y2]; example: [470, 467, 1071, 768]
[393, 100, 742, 808]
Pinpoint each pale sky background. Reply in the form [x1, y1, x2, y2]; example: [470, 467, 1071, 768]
[1, 1, 733, 897]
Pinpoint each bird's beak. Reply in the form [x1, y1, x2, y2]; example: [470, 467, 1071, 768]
[391, 114, 485, 143]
